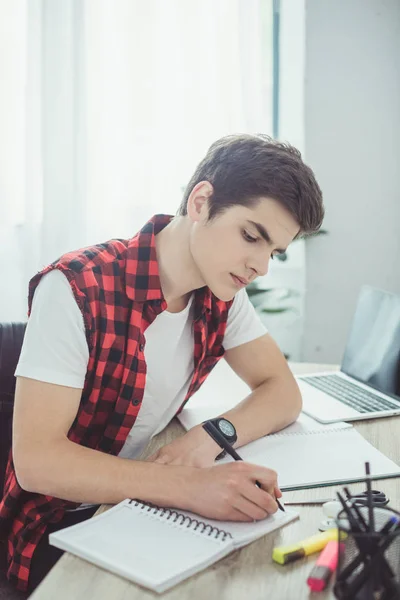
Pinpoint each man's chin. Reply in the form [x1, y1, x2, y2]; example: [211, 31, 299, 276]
[208, 285, 236, 302]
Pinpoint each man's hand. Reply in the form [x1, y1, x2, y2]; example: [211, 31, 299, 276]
[146, 427, 283, 521]
[146, 425, 221, 467]
[184, 461, 282, 521]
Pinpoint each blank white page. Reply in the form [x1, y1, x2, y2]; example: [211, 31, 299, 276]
[50, 501, 232, 593]
[226, 428, 400, 489]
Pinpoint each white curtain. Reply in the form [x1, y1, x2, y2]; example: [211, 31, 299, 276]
[0, 0, 273, 322]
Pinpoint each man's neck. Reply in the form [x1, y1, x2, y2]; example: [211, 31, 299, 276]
[164, 294, 192, 314]
[155, 216, 205, 308]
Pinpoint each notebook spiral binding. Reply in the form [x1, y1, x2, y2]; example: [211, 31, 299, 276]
[129, 500, 233, 542]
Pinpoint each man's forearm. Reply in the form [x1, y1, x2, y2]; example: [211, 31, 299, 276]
[221, 374, 302, 448]
[17, 438, 193, 508]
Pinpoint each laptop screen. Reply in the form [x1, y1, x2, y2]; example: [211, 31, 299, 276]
[341, 286, 400, 399]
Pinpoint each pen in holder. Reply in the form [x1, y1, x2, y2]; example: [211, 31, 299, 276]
[333, 464, 400, 600]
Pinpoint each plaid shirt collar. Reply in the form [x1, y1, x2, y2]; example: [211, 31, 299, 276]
[125, 214, 212, 317]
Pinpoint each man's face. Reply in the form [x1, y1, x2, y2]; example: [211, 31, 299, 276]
[189, 196, 300, 301]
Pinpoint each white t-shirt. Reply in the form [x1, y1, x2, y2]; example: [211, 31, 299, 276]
[15, 269, 267, 460]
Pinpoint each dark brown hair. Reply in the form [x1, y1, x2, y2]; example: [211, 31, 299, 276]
[178, 134, 324, 236]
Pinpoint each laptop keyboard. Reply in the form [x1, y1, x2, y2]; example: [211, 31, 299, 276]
[301, 373, 400, 413]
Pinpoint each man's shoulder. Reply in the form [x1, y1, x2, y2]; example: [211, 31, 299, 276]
[56, 238, 131, 275]
[28, 239, 133, 312]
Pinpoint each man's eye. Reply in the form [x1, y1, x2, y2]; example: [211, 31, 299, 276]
[270, 254, 275, 260]
[242, 230, 258, 243]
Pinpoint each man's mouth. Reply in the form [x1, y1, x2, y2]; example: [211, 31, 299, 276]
[230, 273, 249, 287]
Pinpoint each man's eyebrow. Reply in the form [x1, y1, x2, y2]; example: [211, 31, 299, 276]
[246, 220, 287, 254]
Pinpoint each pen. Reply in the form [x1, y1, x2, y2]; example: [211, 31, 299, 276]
[202, 421, 285, 512]
[365, 462, 375, 532]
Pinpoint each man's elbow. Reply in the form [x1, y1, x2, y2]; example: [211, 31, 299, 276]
[14, 458, 36, 493]
[289, 378, 303, 420]
[294, 382, 303, 414]
[276, 373, 302, 425]
[13, 446, 48, 494]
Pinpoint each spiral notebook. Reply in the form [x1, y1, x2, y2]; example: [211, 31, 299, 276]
[49, 499, 298, 593]
[177, 360, 400, 490]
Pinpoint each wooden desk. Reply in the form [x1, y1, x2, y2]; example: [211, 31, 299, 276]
[30, 363, 400, 600]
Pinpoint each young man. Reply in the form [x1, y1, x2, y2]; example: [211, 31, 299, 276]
[0, 134, 324, 593]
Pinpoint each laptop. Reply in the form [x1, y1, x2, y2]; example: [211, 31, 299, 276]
[297, 285, 400, 423]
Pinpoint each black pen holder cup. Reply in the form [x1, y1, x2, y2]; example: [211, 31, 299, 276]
[333, 506, 400, 600]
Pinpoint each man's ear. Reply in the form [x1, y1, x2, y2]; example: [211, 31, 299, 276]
[187, 181, 213, 222]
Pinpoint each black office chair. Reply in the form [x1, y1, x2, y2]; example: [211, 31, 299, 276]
[0, 322, 29, 600]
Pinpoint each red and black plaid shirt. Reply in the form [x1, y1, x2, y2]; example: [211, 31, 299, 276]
[0, 214, 233, 591]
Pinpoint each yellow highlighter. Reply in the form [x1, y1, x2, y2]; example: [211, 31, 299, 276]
[272, 528, 340, 565]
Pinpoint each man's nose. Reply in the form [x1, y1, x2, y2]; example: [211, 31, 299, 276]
[251, 253, 270, 278]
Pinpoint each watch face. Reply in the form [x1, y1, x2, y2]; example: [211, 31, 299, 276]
[218, 419, 235, 438]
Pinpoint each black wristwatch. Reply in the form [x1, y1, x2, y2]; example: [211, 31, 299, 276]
[202, 417, 237, 459]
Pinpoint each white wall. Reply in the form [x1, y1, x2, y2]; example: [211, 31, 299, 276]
[302, 0, 400, 363]
[279, 0, 305, 153]
[266, 0, 306, 361]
